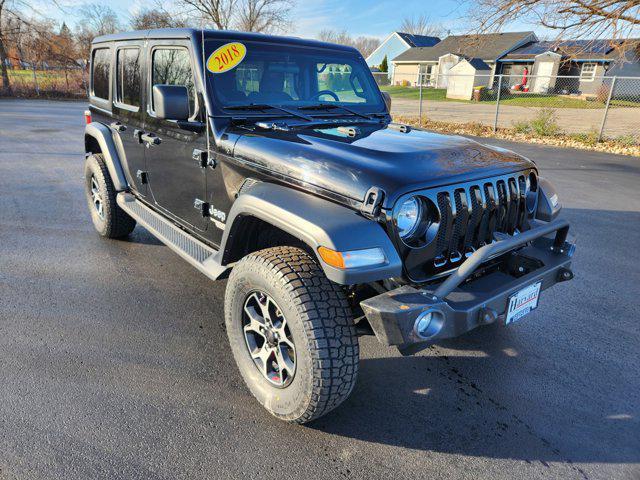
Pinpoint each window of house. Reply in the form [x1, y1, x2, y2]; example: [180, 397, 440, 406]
[580, 63, 597, 81]
[116, 48, 141, 108]
[151, 48, 195, 116]
[91, 48, 111, 100]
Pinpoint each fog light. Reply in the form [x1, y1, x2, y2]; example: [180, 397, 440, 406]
[414, 310, 444, 339]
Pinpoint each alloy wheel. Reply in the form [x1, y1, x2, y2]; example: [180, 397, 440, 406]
[242, 291, 296, 388]
[90, 176, 104, 220]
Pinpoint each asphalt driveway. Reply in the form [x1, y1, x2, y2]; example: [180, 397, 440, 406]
[0, 99, 639, 480]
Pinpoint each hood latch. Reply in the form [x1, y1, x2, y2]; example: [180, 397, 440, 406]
[361, 187, 385, 218]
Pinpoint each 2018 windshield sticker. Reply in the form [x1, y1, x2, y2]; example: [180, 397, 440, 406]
[207, 42, 247, 74]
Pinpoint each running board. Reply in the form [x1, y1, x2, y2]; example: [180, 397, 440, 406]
[116, 193, 228, 280]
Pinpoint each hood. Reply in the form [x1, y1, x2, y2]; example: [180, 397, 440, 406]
[231, 121, 535, 209]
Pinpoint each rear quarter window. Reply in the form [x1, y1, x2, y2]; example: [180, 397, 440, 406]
[91, 48, 111, 100]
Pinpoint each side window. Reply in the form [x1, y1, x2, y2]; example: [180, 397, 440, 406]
[116, 48, 141, 108]
[151, 48, 195, 115]
[580, 63, 597, 81]
[91, 48, 111, 100]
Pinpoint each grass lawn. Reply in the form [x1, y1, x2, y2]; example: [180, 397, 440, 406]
[3, 68, 85, 95]
[6, 68, 83, 82]
[380, 85, 640, 109]
[498, 94, 604, 109]
[380, 85, 449, 101]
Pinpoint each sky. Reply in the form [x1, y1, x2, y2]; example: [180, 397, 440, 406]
[287, 0, 467, 38]
[31, 0, 496, 40]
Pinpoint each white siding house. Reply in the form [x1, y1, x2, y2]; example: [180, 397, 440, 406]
[366, 32, 440, 80]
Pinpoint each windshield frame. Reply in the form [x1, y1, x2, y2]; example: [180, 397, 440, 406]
[204, 39, 387, 118]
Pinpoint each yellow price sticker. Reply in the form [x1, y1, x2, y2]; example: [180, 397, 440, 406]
[206, 42, 247, 74]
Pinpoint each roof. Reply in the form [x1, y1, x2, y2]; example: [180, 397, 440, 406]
[365, 31, 440, 62]
[93, 28, 358, 54]
[450, 57, 491, 71]
[396, 32, 440, 48]
[467, 58, 491, 70]
[502, 39, 640, 61]
[393, 31, 535, 62]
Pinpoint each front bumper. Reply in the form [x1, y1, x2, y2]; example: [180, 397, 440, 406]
[360, 219, 575, 355]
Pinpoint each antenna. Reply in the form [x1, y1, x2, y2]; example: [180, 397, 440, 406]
[200, 20, 212, 163]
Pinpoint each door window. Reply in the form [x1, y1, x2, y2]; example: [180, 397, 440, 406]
[151, 48, 195, 115]
[91, 48, 111, 100]
[116, 48, 141, 108]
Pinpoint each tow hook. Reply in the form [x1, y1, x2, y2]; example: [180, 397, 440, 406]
[557, 267, 574, 282]
[479, 307, 499, 325]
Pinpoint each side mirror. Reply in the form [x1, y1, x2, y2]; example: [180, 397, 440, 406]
[381, 91, 392, 112]
[153, 84, 190, 121]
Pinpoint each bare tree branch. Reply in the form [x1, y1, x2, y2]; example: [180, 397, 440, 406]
[470, 0, 640, 57]
[129, 4, 189, 30]
[236, 0, 292, 33]
[175, 0, 238, 29]
[317, 29, 381, 57]
[399, 14, 445, 37]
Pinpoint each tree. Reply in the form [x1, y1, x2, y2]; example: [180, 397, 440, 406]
[75, 4, 120, 61]
[59, 21, 71, 37]
[399, 14, 444, 38]
[0, 0, 22, 94]
[379, 55, 388, 72]
[471, 0, 640, 55]
[78, 4, 120, 36]
[18, 20, 53, 95]
[175, 0, 295, 32]
[130, 5, 189, 30]
[236, 0, 293, 33]
[317, 29, 381, 57]
[175, 0, 237, 29]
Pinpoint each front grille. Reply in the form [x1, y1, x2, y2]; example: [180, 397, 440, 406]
[433, 173, 528, 265]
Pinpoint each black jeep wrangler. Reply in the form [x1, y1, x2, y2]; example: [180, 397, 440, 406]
[84, 28, 575, 423]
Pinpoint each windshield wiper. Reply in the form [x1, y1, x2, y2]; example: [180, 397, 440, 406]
[224, 103, 313, 122]
[298, 103, 373, 120]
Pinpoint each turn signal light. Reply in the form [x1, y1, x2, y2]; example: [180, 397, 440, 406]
[318, 246, 386, 269]
[84, 110, 92, 125]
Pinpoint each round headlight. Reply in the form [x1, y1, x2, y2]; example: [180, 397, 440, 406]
[397, 197, 422, 238]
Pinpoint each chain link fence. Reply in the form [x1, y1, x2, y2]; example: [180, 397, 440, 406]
[0, 67, 88, 98]
[373, 72, 640, 144]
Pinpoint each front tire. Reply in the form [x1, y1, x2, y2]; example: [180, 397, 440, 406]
[84, 153, 136, 238]
[225, 246, 359, 423]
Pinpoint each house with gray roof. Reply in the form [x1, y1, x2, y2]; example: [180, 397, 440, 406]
[498, 39, 640, 95]
[391, 31, 536, 87]
[366, 31, 440, 80]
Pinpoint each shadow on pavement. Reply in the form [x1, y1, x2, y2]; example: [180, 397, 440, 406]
[305, 208, 640, 466]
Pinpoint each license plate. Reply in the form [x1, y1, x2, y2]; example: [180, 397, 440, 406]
[505, 282, 542, 325]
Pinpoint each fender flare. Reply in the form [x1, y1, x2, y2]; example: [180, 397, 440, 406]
[536, 177, 562, 222]
[84, 122, 128, 191]
[219, 182, 402, 285]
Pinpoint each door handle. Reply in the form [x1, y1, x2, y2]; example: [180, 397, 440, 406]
[140, 132, 161, 146]
[110, 121, 126, 132]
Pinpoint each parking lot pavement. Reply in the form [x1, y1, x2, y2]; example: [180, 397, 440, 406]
[0, 99, 638, 480]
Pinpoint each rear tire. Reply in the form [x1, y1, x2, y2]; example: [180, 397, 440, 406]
[84, 153, 136, 238]
[225, 246, 359, 423]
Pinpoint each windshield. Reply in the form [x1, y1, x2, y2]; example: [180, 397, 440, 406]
[205, 40, 385, 114]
